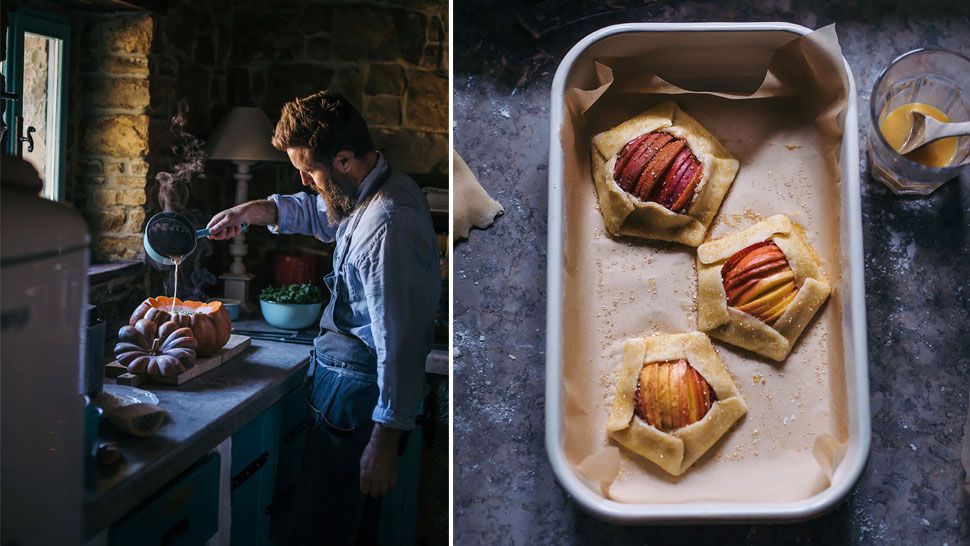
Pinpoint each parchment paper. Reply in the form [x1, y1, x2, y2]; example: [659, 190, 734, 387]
[559, 26, 852, 503]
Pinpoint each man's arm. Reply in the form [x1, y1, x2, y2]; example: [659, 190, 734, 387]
[206, 199, 277, 240]
[207, 193, 337, 243]
[356, 210, 440, 496]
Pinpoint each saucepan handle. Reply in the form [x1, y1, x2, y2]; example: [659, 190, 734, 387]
[196, 224, 248, 238]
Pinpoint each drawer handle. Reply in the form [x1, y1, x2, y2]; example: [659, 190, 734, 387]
[284, 419, 308, 443]
[231, 452, 269, 491]
[265, 484, 296, 517]
[160, 516, 190, 545]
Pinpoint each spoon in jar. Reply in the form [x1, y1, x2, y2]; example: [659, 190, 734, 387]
[896, 111, 970, 156]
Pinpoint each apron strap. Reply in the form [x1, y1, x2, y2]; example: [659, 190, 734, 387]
[334, 165, 393, 273]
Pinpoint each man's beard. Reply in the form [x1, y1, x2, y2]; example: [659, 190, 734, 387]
[315, 165, 357, 226]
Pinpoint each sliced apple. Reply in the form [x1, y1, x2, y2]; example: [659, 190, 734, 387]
[614, 133, 659, 190]
[634, 360, 716, 432]
[654, 147, 693, 203]
[634, 139, 686, 200]
[721, 241, 799, 324]
[613, 132, 653, 181]
[668, 158, 703, 212]
[618, 133, 671, 192]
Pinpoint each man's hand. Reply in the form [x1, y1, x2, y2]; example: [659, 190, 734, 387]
[206, 199, 278, 240]
[360, 424, 401, 498]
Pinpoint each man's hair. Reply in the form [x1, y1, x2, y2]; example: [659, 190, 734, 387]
[271, 90, 374, 163]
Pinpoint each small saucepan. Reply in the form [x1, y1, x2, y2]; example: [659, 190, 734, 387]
[144, 211, 247, 266]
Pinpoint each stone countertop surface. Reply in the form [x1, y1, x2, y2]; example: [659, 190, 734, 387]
[453, 1, 970, 544]
[84, 334, 310, 537]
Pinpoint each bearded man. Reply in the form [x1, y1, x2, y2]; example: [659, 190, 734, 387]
[207, 91, 440, 545]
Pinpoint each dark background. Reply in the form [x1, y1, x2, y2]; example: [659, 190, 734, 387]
[453, 1, 970, 543]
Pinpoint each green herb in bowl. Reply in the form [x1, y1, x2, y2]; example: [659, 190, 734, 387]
[259, 284, 323, 305]
[258, 284, 324, 330]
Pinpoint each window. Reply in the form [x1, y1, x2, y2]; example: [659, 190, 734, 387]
[2, 10, 70, 201]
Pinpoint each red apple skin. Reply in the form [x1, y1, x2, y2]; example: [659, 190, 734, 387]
[634, 140, 686, 200]
[721, 241, 798, 323]
[614, 133, 659, 189]
[655, 147, 693, 204]
[618, 133, 671, 192]
[612, 130, 702, 212]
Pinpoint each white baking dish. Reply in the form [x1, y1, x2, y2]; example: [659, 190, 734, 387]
[545, 22, 870, 522]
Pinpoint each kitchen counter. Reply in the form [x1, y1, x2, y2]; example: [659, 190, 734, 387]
[84, 337, 310, 537]
[453, 1, 970, 544]
[84, 319, 448, 537]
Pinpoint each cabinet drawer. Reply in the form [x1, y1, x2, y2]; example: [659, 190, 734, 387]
[110, 454, 220, 546]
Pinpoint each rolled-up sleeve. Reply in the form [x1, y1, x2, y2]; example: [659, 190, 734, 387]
[356, 210, 440, 430]
[267, 192, 337, 243]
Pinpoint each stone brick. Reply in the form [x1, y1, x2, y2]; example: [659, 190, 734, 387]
[96, 235, 143, 262]
[228, 68, 251, 106]
[116, 176, 147, 188]
[80, 158, 104, 174]
[428, 15, 445, 43]
[85, 76, 150, 110]
[299, 5, 334, 35]
[92, 15, 153, 56]
[129, 160, 149, 175]
[125, 207, 147, 232]
[372, 128, 447, 173]
[332, 7, 426, 64]
[83, 115, 149, 157]
[420, 43, 442, 70]
[263, 64, 334, 115]
[303, 36, 332, 62]
[118, 189, 147, 206]
[94, 207, 125, 232]
[82, 173, 107, 186]
[103, 56, 149, 77]
[405, 70, 447, 132]
[329, 66, 366, 111]
[89, 188, 120, 208]
[366, 64, 406, 96]
[231, 11, 303, 64]
[365, 97, 401, 127]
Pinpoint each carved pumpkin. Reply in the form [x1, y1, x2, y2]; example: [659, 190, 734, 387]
[115, 319, 197, 376]
[129, 296, 232, 357]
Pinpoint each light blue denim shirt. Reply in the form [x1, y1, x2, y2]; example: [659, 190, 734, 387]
[267, 154, 440, 430]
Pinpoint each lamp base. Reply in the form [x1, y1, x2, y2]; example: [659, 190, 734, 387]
[221, 273, 256, 314]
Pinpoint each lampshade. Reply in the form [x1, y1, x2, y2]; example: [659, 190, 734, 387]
[206, 107, 287, 163]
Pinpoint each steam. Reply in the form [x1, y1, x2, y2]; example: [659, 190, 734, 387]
[154, 100, 217, 301]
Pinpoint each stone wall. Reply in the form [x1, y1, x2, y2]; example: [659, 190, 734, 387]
[146, 0, 450, 296]
[68, 13, 153, 263]
[21, 34, 49, 183]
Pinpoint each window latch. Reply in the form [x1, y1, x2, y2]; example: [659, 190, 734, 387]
[19, 126, 35, 153]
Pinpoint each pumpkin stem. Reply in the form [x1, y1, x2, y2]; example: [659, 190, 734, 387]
[149, 337, 161, 355]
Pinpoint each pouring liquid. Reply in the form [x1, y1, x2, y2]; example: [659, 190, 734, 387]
[170, 256, 182, 316]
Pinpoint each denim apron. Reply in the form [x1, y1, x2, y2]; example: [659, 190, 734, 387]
[305, 166, 391, 431]
[297, 170, 391, 546]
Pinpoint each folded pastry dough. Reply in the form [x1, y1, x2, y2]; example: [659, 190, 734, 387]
[606, 332, 747, 476]
[697, 214, 831, 361]
[590, 101, 740, 246]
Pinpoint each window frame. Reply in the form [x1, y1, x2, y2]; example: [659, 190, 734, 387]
[3, 9, 70, 201]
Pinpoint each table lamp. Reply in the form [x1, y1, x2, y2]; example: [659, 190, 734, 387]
[207, 106, 287, 311]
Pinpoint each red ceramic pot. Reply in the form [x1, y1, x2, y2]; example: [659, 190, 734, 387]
[273, 254, 319, 287]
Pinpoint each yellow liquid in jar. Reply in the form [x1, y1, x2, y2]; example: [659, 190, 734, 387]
[879, 102, 957, 168]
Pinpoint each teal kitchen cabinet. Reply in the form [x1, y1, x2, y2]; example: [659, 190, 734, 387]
[379, 424, 422, 546]
[231, 403, 281, 546]
[268, 387, 308, 544]
[233, 386, 425, 546]
[109, 454, 220, 546]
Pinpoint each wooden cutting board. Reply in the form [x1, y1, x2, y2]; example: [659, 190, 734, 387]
[104, 334, 251, 387]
